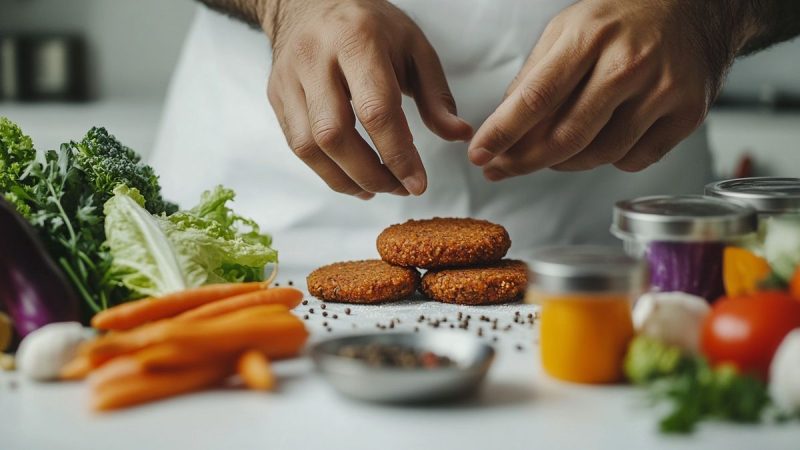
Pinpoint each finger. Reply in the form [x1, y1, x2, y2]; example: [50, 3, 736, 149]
[613, 115, 697, 172]
[469, 32, 600, 166]
[551, 94, 668, 171]
[504, 18, 564, 99]
[408, 36, 473, 141]
[340, 45, 427, 196]
[277, 79, 373, 199]
[301, 63, 407, 195]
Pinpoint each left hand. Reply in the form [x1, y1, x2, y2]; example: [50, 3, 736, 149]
[468, 0, 740, 180]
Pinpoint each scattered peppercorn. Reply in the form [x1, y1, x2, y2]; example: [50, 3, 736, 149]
[320, 304, 327, 310]
[333, 314, 338, 319]
[303, 315, 309, 320]
[288, 280, 294, 286]
[309, 308, 315, 314]
[322, 311, 328, 317]
[302, 300, 308, 305]
[345, 308, 351, 315]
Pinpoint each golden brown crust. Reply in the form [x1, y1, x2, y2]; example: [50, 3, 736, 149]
[376, 217, 511, 269]
[420, 259, 527, 305]
[306, 260, 419, 304]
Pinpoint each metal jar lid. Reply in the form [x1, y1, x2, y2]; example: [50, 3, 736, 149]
[705, 177, 800, 215]
[528, 246, 647, 295]
[611, 195, 757, 242]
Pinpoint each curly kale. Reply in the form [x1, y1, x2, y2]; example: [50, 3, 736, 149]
[69, 127, 177, 215]
[0, 119, 178, 314]
[0, 118, 36, 216]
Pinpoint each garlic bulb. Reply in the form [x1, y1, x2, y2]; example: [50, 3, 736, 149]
[16, 322, 95, 381]
[632, 292, 710, 354]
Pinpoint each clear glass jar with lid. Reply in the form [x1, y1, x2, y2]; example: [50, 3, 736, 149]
[611, 195, 757, 302]
[705, 177, 800, 219]
[527, 246, 647, 384]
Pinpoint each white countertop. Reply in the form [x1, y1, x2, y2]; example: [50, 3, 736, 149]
[1, 267, 798, 450]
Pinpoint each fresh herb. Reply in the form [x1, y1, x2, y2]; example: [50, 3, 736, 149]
[624, 336, 771, 433]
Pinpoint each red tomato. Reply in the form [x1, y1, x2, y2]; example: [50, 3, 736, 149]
[701, 291, 800, 380]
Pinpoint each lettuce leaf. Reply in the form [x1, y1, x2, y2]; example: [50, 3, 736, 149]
[104, 185, 277, 298]
[764, 216, 800, 281]
[165, 186, 277, 283]
[103, 186, 202, 297]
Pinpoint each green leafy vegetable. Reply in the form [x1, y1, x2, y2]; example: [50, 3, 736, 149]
[104, 186, 277, 298]
[0, 119, 175, 313]
[69, 127, 177, 215]
[624, 336, 690, 384]
[624, 335, 771, 433]
[103, 186, 202, 297]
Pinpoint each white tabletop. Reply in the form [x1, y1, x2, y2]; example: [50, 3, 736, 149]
[2, 267, 798, 450]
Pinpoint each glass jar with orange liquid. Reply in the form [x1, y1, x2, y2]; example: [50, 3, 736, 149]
[527, 246, 647, 384]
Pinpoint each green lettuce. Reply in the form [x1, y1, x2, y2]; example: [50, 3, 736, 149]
[104, 186, 202, 297]
[764, 216, 800, 281]
[104, 186, 277, 298]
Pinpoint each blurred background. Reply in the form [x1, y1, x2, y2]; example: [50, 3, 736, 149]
[1, 0, 799, 178]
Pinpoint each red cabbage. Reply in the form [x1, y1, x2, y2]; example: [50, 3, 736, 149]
[645, 241, 725, 302]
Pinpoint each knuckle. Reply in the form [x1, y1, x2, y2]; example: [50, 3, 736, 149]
[605, 53, 648, 87]
[357, 96, 396, 131]
[311, 119, 346, 150]
[519, 83, 555, 115]
[550, 124, 591, 153]
[288, 135, 319, 160]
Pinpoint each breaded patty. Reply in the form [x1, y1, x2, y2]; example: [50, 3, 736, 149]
[421, 259, 527, 305]
[376, 217, 511, 269]
[307, 260, 419, 304]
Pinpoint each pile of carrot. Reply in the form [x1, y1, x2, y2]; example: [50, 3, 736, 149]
[62, 283, 306, 411]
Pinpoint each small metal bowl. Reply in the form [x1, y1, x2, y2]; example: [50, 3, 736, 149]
[310, 331, 495, 403]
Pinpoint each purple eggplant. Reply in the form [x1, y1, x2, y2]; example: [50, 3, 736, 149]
[0, 197, 80, 338]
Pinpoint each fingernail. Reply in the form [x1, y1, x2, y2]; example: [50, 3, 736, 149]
[483, 168, 506, 181]
[355, 192, 374, 201]
[402, 175, 425, 196]
[469, 147, 495, 166]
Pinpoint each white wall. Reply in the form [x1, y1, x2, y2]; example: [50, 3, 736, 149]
[0, 0, 195, 99]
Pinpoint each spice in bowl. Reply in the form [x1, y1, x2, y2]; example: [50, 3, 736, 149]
[336, 343, 455, 369]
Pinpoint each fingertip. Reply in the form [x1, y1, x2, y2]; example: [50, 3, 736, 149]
[355, 192, 375, 201]
[468, 147, 495, 166]
[483, 167, 508, 182]
[401, 175, 427, 196]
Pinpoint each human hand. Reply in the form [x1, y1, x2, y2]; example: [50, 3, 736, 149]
[264, 0, 473, 198]
[468, 0, 744, 180]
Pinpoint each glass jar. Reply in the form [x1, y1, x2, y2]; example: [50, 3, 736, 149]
[705, 177, 800, 217]
[527, 246, 646, 384]
[612, 195, 757, 302]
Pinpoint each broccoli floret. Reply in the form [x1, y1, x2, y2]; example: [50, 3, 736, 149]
[0, 117, 37, 216]
[624, 336, 689, 384]
[69, 127, 177, 215]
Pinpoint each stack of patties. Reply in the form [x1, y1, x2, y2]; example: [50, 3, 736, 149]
[307, 218, 527, 305]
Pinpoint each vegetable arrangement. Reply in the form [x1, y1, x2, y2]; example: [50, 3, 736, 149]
[626, 229, 800, 433]
[63, 284, 305, 410]
[0, 118, 277, 339]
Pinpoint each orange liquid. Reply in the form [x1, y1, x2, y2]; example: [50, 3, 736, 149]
[539, 294, 634, 384]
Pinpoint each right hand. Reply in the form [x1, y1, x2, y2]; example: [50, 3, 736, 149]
[264, 0, 473, 199]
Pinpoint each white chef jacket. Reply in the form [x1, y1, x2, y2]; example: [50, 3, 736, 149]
[151, 1, 712, 268]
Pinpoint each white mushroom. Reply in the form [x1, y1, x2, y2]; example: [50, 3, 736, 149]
[16, 322, 96, 381]
[770, 329, 800, 414]
[632, 292, 710, 354]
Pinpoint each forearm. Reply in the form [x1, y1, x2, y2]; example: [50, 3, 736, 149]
[737, 0, 800, 55]
[194, 0, 281, 39]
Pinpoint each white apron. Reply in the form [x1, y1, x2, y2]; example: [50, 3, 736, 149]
[151, 0, 712, 268]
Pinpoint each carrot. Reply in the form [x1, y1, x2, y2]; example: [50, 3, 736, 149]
[85, 306, 307, 366]
[91, 282, 269, 331]
[91, 361, 231, 411]
[791, 265, 800, 302]
[60, 354, 93, 381]
[174, 287, 303, 322]
[237, 350, 276, 391]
